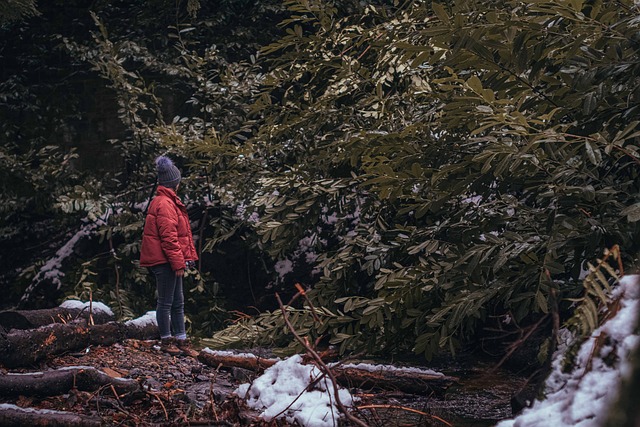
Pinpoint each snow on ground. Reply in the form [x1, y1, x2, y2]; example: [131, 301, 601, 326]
[124, 310, 157, 327]
[60, 300, 114, 316]
[234, 354, 355, 427]
[497, 274, 640, 427]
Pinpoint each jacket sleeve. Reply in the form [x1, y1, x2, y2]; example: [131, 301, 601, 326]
[155, 199, 186, 271]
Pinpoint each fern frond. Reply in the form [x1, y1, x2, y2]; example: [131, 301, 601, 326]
[565, 253, 621, 337]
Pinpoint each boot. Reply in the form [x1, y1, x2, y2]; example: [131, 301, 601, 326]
[175, 338, 199, 358]
[160, 338, 181, 356]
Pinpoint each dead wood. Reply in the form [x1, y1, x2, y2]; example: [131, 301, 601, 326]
[198, 351, 278, 371]
[0, 404, 102, 427]
[333, 366, 455, 395]
[275, 292, 370, 427]
[198, 351, 456, 396]
[0, 321, 159, 368]
[0, 366, 139, 397]
[0, 307, 114, 331]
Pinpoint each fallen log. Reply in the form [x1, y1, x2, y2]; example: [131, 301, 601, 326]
[198, 350, 277, 371]
[0, 305, 114, 331]
[0, 319, 159, 368]
[198, 350, 457, 396]
[333, 365, 454, 395]
[0, 366, 139, 396]
[0, 403, 102, 427]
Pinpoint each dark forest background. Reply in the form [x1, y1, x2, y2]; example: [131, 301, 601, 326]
[2, 0, 640, 368]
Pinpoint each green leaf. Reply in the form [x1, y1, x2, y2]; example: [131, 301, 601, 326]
[432, 3, 450, 25]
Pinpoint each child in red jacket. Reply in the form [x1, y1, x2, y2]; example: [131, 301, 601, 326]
[140, 156, 199, 357]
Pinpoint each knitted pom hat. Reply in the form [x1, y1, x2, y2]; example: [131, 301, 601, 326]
[155, 155, 181, 189]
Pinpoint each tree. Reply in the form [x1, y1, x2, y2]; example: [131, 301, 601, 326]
[200, 0, 640, 361]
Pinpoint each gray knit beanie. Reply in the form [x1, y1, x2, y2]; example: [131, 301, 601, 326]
[155, 155, 181, 189]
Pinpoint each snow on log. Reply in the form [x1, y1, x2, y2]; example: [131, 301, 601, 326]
[198, 349, 457, 396]
[0, 403, 102, 427]
[333, 364, 455, 395]
[198, 349, 278, 371]
[0, 316, 159, 368]
[0, 304, 114, 331]
[0, 366, 139, 396]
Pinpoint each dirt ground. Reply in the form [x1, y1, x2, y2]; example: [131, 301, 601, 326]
[0, 339, 263, 426]
[0, 338, 520, 426]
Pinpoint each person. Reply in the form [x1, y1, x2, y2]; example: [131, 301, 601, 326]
[140, 155, 199, 357]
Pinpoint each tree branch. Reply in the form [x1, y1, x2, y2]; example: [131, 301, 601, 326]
[275, 292, 369, 427]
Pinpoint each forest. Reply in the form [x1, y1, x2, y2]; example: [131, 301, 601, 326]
[2, 0, 640, 426]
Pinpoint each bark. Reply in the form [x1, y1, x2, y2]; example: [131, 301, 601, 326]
[0, 404, 102, 427]
[198, 351, 277, 371]
[0, 366, 139, 396]
[0, 321, 159, 368]
[198, 351, 457, 396]
[0, 307, 114, 331]
[333, 366, 455, 395]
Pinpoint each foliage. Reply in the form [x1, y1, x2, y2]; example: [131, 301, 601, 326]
[0, 0, 38, 27]
[4, 0, 640, 363]
[198, 0, 640, 360]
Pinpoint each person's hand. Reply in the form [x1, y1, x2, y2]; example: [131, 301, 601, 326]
[175, 268, 185, 277]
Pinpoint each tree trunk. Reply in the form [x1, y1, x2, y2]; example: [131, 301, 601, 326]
[0, 321, 159, 368]
[0, 404, 102, 427]
[198, 351, 457, 396]
[0, 366, 139, 396]
[0, 307, 114, 331]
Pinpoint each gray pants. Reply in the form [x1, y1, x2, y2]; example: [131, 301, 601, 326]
[150, 263, 186, 339]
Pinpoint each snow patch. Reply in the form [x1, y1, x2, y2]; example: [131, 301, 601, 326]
[336, 362, 444, 377]
[0, 403, 83, 415]
[60, 300, 114, 317]
[497, 274, 640, 427]
[125, 311, 157, 327]
[274, 259, 294, 278]
[202, 348, 280, 360]
[234, 354, 354, 427]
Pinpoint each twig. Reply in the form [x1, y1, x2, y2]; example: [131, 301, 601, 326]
[276, 293, 369, 427]
[489, 314, 549, 373]
[146, 390, 169, 420]
[270, 377, 315, 421]
[109, 384, 126, 412]
[89, 290, 94, 327]
[208, 380, 219, 421]
[356, 405, 453, 427]
[295, 283, 320, 323]
[108, 235, 123, 319]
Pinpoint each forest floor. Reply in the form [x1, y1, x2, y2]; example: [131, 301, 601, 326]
[0, 338, 527, 426]
[0, 339, 257, 426]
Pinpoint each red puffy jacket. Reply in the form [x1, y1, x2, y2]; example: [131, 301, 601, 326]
[140, 186, 198, 271]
